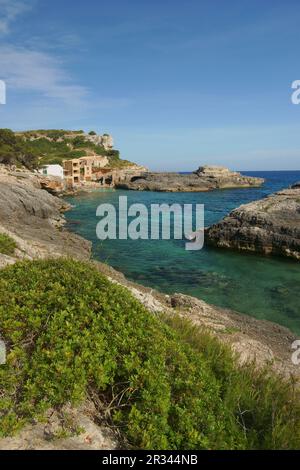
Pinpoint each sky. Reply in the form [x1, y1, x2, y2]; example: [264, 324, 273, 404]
[0, 0, 300, 171]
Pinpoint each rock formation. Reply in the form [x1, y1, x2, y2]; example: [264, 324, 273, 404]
[85, 133, 114, 150]
[0, 166, 91, 265]
[206, 186, 300, 260]
[116, 165, 264, 192]
[0, 402, 118, 450]
[0, 165, 299, 450]
[37, 174, 65, 195]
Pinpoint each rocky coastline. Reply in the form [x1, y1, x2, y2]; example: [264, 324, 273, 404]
[0, 165, 297, 375]
[0, 166, 91, 267]
[116, 165, 264, 192]
[30, 164, 265, 196]
[0, 166, 299, 449]
[206, 184, 300, 260]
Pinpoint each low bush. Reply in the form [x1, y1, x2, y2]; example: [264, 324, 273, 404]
[0, 259, 299, 449]
[0, 129, 125, 168]
[0, 233, 17, 255]
[163, 315, 300, 449]
[0, 129, 39, 169]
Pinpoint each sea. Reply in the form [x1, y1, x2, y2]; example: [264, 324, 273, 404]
[64, 171, 300, 335]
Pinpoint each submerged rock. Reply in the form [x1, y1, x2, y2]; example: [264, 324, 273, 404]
[206, 187, 300, 260]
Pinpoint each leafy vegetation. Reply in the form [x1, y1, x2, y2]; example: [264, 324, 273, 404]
[106, 156, 133, 168]
[0, 233, 17, 256]
[163, 315, 300, 449]
[0, 258, 298, 449]
[0, 129, 39, 169]
[0, 129, 124, 169]
[19, 130, 84, 140]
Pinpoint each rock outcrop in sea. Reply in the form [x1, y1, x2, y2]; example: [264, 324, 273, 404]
[116, 165, 264, 192]
[206, 185, 300, 260]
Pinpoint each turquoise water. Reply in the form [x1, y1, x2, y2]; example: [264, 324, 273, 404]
[64, 171, 300, 335]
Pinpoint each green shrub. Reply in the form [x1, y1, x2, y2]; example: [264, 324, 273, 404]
[72, 136, 87, 148]
[67, 150, 87, 159]
[107, 149, 120, 159]
[0, 233, 17, 255]
[0, 259, 299, 449]
[0, 129, 16, 146]
[163, 315, 300, 449]
[0, 129, 39, 169]
[0, 129, 126, 169]
[108, 157, 134, 168]
[94, 145, 107, 155]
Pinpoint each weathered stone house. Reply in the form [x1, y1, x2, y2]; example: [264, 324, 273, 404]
[63, 155, 109, 188]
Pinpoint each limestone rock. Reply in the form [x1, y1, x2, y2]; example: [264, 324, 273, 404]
[206, 186, 300, 260]
[116, 166, 264, 192]
[38, 175, 65, 195]
[0, 403, 118, 450]
[85, 133, 114, 150]
[195, 165, 240, 177]
[0, 168, 91, 261]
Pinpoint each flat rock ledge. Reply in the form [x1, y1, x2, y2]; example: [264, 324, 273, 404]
[206, 186, 300, 260]
[116, 165, 264, 192]
[0, 402, 118, 450]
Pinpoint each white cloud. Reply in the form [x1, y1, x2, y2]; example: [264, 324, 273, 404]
[0, 1, 89, 105]
[0, 0, 32, 35]
[0, 45, 89, 104]
[0, 1, 131, 116]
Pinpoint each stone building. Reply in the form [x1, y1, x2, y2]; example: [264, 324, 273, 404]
[63, 155, 109, 188]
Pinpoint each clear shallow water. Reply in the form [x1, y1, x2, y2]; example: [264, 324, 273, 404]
[65, 171, 300, 335]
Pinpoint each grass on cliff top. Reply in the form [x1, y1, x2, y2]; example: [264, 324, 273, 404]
[0, 258, 299, 450]
[0, 233, 17, 256]
[0, 128, 122, 169]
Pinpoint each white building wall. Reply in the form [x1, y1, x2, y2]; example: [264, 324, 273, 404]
[39, 164, 64, 178]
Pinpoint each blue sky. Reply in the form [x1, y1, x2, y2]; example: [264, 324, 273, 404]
[0, 0, 300, 170]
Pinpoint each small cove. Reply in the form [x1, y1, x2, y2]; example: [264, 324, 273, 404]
[65, 171, 300, 335]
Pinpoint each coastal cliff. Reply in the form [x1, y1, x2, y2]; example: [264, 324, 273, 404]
[0, 165, 91, 266]
[116, 165, 264, 192]
[206, 184, 300, 260]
